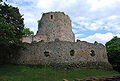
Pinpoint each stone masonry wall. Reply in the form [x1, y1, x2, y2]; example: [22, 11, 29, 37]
[36, 12, 75, 42]
[22, 35, 48, 43]
[20, 12, 112, 69]
[12, 40, 112, 69]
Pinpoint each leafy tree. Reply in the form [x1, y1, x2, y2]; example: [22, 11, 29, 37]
[0, 3, 24, 63]
[22, 28, 34, 36]
[105, 36, 120, 67]
[0, 3, 24, 46]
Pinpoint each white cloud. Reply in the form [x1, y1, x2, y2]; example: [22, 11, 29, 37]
[24, 18, 35, 23]
[108, 15, 119, 20]
[87, 0, 120, 11]
[8, 0, 120, 32]
[37, 0, 55, 10]
[89, 23, 99, 30]
[73, 17, 100, 31]
[7, 0, 120, 43]
[75, 34, 84, 38]
[80, 33, 120, 44]
[36, 0, 77, 12]
[72, 29, 78, 33]
[72, 15, 120, 33]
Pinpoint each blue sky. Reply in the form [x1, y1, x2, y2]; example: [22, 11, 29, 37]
[6, 0, 120, 44]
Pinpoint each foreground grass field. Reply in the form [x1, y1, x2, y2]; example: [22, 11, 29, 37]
[0, 64, 119, 81]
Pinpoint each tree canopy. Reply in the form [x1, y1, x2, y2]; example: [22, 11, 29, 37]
[0, 3, 24, 46]
[0, 2, 25, 63]
[105, 36, 120, 66]
[22, 28, 34, 36]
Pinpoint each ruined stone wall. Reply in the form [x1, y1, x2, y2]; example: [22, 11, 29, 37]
[36, 12, 75, 42]
[12, 40, 112, 69]
[22, 36, 33, 43]
[22, 35, 48, 43]
[20, 12, 112, 69]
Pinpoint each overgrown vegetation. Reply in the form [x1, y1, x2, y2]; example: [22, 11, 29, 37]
[105, 36, 120, 72]
[0, 1, 34, 63]
[0, 64, 119, 81]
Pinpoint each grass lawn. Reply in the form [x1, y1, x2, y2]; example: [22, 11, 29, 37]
[0, 64, 119, 81]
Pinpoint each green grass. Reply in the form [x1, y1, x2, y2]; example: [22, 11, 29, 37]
[0, 64, 119, 81]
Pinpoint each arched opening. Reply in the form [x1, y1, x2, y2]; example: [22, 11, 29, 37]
[70, 50, 75, 56]
[90, 50, 95, 57]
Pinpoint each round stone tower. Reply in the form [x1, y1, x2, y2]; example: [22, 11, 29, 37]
[36, 12, 75, 42]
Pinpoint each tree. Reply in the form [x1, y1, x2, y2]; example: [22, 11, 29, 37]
[22, 28, 34, 36]
[105, 36, 120, 71]
[0, 3, 24, 46]
[0, 3, 24, 63]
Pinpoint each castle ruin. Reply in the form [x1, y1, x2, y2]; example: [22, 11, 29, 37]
[22, 12, 75, 43]
[17, 12, 112, 69]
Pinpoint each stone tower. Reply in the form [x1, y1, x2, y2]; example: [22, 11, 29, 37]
[36, 12, 75, 42]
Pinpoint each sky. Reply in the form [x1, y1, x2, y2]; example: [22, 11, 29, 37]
[6, 0, 120, 44]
